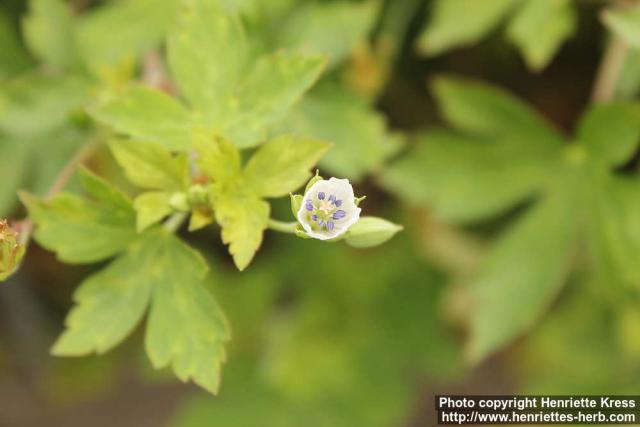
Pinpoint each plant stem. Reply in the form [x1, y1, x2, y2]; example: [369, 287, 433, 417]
[267, 219, 298, 234]
[592, 10, 631, 102]
[47, 137, 101, 198]
[163, 212, 189, 233]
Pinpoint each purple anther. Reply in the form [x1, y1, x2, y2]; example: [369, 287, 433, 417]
[332, 210, 346, 220]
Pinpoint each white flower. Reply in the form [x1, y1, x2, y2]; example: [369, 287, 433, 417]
[297, 177, 361, 240]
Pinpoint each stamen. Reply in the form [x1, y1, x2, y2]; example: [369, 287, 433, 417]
[327, 220, 334, 231]
[334, 199, 342, 207]
[328, 195, 336, 203]
[318, 192, 325, 200]
[333, 210, 346, 220]
[305, 200, 313, 211]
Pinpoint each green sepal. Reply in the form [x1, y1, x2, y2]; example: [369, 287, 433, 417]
[294, 224, 312, 239]
[355, 195, 367, 206]
[290, 194, 303, 218]
[304, 170, 324, 193]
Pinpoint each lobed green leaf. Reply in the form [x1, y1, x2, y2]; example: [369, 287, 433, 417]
[51, 232, 158, 356]
[577, 102, 640, 167]
[468, 192, 576, 362]
[244, 135, 330, 198]
[93, 87, 194, 151]
[284, 85, 403, 181]
[23, 0, 79, 70]
[381, 130, 557, 222]
[77, 0, 180, 71]
[134, 192, 173, 232]
[223, 52, 326, 148]
[145, 232, 230, 393]
[167, 0, 247, 120]
[109, 139, 189, 191]
[275, 0, 379, 68]
[506, 0, 576, 72]
[416, 0, 517, 56]
[21, 171, 137, 264]
[431, 76, 565, 145]
[212, 190, 270, 271]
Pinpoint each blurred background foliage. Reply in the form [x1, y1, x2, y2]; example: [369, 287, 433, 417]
[3, 0, 640, 426]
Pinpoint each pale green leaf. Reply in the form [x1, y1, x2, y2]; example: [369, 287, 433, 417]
[244, 135, 330, 198]
[93, 87, 193, 151]
[276, 0, 379, 67]
[506, 0, 576, 71]
[189, 207, 214, 231]
[468, 192, 576, 362]
[134, 192, 173, 232]
[602, 4, 640, 49]
[381, 131, 556, 222]
[145, 232, 229, 393]
[284, 85, 403, 180]
[20, 174, 136, 264]
[224, 52, 326, 148]
[576, 102, 640, 167]
[417, 0, 517, 56]
[431, 76, 565, 144]
[23, 0, 79, 70]
[194, 136, 242, 184]
[77, 0, 180, 70]
[109, 140, 188, 191]
[167, 0, 247, 118]
[51, 233, 157, 356]
[213, 190, 269, 271]
[77, 168, 133, 212]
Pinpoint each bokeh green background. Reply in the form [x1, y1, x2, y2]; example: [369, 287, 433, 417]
[2, 0, 640, 426]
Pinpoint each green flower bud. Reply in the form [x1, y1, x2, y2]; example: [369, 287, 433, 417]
[345, 217, 403, 248]
[187, 184, 209, 207]
[0, 220, 26, 282]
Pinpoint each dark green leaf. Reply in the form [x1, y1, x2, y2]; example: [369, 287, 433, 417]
[381, 130, 556, 222]
[468, 192, 576, 362]
[577, 102, 640, 167]
[431, 76, 565, 145]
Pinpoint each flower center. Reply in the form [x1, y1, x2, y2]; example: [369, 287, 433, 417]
[304, 192, 347, 232]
